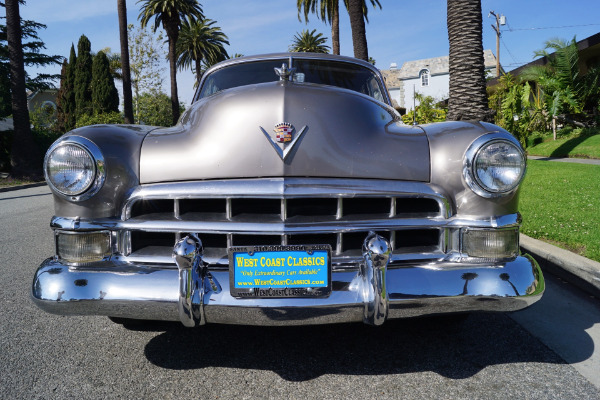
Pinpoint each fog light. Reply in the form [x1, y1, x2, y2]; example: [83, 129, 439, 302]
[57, 231, 111, 263]
[462, 228, 519, 260]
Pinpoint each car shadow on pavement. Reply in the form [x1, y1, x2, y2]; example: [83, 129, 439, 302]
[141, 312, 579, 381]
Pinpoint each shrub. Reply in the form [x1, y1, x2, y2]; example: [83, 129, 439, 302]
[401, 93, 447, 125]
[76, 111, 124, 128]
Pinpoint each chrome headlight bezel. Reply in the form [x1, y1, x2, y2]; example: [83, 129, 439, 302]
[44, 136, 106, 201]
[463, 134, 526, 198]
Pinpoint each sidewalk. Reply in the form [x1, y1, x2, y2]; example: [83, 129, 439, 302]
[528, 155, 600, 165]
[521, 234, 600, 299]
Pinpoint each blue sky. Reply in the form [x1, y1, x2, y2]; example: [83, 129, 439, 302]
[17, 0, 600, 105]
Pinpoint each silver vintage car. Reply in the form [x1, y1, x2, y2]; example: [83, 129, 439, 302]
[32, 53, 544, 327]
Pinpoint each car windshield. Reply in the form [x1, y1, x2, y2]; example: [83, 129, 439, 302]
[197, 58, 386, 103]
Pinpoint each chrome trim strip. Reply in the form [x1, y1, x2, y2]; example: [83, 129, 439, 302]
[52, 213, 521, 233]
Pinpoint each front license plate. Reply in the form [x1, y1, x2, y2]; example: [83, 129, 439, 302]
[229, 244, 331, 298]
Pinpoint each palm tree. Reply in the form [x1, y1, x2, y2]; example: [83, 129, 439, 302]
[346, 0, 368, 60]
[297, 0, 380, 57]
[5, 0, 41, 178]
[118, 0, 134, 124]
[297, 0, 340, 55]
[289, 29, 330, 53]
[138, 0, 204, 125]
[460, 272, 478, 295]
[446, 0, 492, 122]
[176, 18, 229, 85]
[523, 38, 600, 123]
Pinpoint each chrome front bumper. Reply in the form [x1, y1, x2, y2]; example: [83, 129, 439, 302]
[32, 234, 544, 326]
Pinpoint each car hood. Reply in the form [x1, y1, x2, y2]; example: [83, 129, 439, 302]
[139, 81, 430, 184]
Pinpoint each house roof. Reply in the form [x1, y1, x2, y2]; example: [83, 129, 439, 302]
[382, 50, 498, 88]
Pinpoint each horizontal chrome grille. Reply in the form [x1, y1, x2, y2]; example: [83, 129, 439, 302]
[118, 178, 452, 265]
[130, 197, 441, 221]
[129, 229, 441, 257]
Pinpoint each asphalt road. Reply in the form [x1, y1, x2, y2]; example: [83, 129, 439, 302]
[1, 186, 599, 399]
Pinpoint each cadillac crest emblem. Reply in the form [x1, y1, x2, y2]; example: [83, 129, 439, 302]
[259, 122, 308, 161]
[274, 122, 293, 143]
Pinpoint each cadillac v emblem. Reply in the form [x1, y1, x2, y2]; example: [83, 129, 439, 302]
[260, 122, 308, 161]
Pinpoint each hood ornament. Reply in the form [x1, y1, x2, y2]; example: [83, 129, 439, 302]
[260, 122, 307, 161]
[274, 63, 296, 81]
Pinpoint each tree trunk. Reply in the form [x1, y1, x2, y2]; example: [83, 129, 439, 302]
[117, 0, 134, 124]
[446, 0, 492, 122]
[347, 0, 368, 61]
[195, 58, 202, 86]
[6, 0, 41, 178]
[331, 1, 340, 55]
[165, 20, 180, 126]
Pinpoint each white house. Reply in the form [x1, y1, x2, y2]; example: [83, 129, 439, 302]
[381, 50, 500, 112]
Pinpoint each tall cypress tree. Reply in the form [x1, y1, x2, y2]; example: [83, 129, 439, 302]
[55, 59, 69, 132]
[91, 50, 119, 114]
[74, 35, 93, 117]
[64, 44, 77, 130]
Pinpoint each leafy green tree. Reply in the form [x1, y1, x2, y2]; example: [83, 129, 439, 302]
[446, 0, 492, 122]
[138, 0, 204, 125]
[91, 50, 119, 114]
[176, 17, 228, 85]
[137, 90, 185, 126]
[74, 35, 93, 118]
[128, 23, 166, 124]
[289, 29, 330, 53]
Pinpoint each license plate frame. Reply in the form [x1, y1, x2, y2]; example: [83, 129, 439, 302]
[228, 244, 332, 298]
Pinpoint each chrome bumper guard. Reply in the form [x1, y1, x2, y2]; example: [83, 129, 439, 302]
[32, 233, 544, 327]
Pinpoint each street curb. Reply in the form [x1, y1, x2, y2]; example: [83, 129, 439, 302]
[0, 182, 46, 193]
[521, 234, 600, 298]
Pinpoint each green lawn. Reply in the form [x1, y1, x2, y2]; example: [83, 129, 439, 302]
[519, 160, 600, 262]
[527, 133, 600, 159]
[0, 176, 43, 188]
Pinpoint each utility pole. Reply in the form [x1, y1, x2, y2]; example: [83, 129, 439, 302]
[489, 11, 505, 77]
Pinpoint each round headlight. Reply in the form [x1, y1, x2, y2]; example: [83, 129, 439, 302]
[464, 137, 526, 198]
[44, 137, 105, 200]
